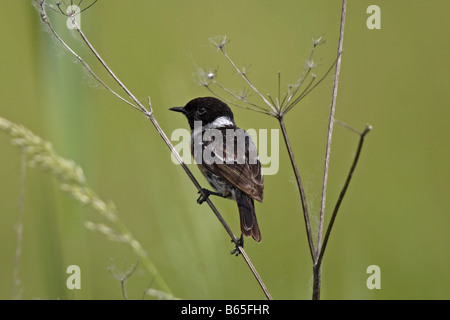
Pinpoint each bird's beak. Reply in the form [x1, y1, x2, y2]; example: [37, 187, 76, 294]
[169, 106, 187, 114]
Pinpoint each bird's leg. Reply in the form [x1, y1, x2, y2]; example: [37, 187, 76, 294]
[230, 234, 244, 256]
[197, 188, 227, 204]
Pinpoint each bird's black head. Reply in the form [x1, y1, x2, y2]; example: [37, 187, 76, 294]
[170, 97, 235, 130]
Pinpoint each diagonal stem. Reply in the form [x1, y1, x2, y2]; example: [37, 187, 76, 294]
[144, 102, 272, 300]
[312, 125, 371, 300]
[279, 117, 315, 261]
[317, 125, 372, 266]
[37, 1, 271, 300]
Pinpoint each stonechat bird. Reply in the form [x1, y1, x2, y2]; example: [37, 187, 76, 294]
[170, 97, 264, 246]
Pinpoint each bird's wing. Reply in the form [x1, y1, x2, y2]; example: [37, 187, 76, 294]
[201, 128, 264, 202]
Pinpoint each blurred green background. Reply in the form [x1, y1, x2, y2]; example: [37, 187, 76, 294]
[1, 0, 449, 300]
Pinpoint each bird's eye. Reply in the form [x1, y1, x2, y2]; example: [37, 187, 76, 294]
[197, 108, 206, 115]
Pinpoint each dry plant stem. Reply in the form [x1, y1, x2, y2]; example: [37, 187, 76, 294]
[120, 263, 137, 300]
[220, 48, 277, 114]
[215, 45, 318, 262]
[38, 1, 271, 300]
[313, 0, 347, 300]
[76, 27, 146, 113]
[145, 103, 272, 301]
[38, 3, 139, 111]
[317, 125, 372, 265]
[312, 125, 371, 300]
[211, 1, 361, 301]
[317, 1, 347, 254]
[278, 117, 315, 261]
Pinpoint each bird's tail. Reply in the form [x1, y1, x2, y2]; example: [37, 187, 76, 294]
[235, 190, 261, 242]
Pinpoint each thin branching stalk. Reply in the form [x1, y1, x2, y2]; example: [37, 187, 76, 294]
[206, 38, 336, 260]
[313, 0, 347, 300]
[37, 2, 139, 111]
[108, 260, 138, 300]
[282, 59, 337, 116]
[204, 0, 368, 301]
[218, 46, 277, 114]
[36, 0, 272, 300]
[317, 124, 372, 265]
[312, 124, 371, 300]
[209, 39, 322, 263]
[278, 117, 315, 260]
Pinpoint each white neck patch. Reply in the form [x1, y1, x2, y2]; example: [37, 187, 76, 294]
[206, 116, 234, 129]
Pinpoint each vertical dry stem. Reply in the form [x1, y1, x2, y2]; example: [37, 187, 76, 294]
[313, 0, 347, 300]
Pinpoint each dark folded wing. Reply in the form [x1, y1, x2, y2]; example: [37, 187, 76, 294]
[202, 128, 264, 202]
